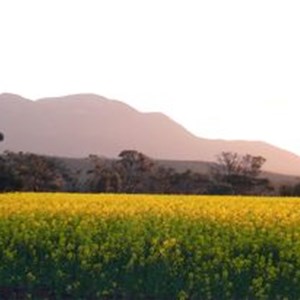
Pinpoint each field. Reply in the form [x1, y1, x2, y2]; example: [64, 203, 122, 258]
[1, 194, 300, 299]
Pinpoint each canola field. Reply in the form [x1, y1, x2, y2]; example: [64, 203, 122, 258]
[1, 193, 300, 299]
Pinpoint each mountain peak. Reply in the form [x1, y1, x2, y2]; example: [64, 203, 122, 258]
[36, 93, 109, 103]
[0, 93, 31, 103]
[35, 93, 139, 115]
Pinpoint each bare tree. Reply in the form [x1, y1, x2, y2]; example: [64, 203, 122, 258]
[210, 152, 272, 195]
[213, 152, 266, 178]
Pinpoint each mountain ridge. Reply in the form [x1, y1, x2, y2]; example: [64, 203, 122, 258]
[1, 93, 300, 176]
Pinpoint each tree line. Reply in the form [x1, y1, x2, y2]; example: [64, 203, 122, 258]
[1, 149, 289, 195]
[1, 131, 299, 195]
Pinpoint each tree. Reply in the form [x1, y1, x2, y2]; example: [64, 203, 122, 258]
[0, 132, 3, 142]
[210, 152, 272, 195]
[87, 155, 122, 193]
[280, 183, 300, 196]
[149, 166, 175, 194]
[87, 150, 213, 194]
[213, 152, 266, 178]
[0, 155, 21, 192]
[1, 151, 68, 191]
[116, 150, 154, 193]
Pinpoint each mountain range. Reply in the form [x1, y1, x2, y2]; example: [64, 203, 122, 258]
[1, 93, 300, 176]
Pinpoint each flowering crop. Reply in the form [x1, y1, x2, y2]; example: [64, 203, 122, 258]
[0, 193, 300, 299]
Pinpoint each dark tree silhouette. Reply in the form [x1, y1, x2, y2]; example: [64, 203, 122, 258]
[87, 155, 122, 192]
[117, 150, 154, 193]
[87, 150, 212, 194]
[280, 183, 300, 196]
[213, 152, 266, 178]
[210, 152, 272, 195]
[0, 132, 4, 142]
[0, 155, 21, 192]
[1, 151, 68, 191]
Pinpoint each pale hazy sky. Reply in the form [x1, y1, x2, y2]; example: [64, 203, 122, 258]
[1, 1, 300, 155]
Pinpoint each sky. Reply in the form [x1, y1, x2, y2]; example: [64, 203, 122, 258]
[1, 0, 300, 155]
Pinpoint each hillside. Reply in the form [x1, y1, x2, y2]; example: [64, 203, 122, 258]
[1, 93, 300, 176]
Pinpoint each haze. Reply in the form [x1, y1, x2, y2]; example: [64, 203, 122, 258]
[1, 1, 300, 155]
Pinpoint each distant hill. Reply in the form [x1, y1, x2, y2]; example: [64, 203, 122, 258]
[1, 93, 300, 176]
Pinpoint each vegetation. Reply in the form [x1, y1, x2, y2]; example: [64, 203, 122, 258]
[84, 150, 211, 194]
[86, 150, 271, 195]
[0, 148, 294, 195]
[0, 151, 71, 192]
[279, 183, 300, 196]
[209, 152, 272, 195]
[1, 193, 300, 299]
